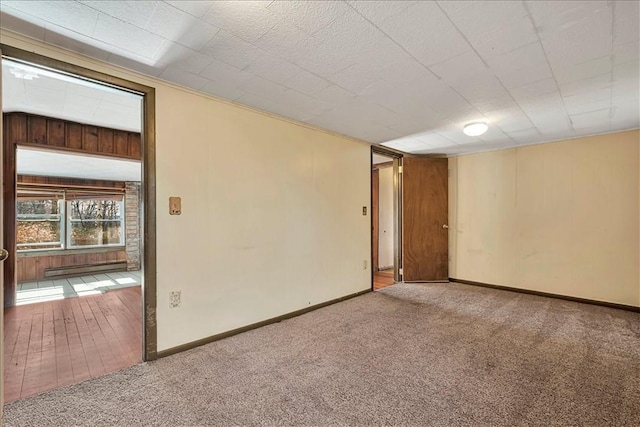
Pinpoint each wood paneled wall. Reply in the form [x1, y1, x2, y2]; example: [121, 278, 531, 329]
[17, 250, 127, 283]
[5, 112, 141, 159]
[3, 112, 141, 306]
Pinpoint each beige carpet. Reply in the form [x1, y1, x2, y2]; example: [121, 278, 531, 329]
[4, 282, 640, 426]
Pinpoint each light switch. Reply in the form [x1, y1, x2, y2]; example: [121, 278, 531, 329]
[362, 206, 367, 215]
[169, 196, 181, 215]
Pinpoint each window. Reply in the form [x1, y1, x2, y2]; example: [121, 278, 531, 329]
[17, 191, 65, 251]
[67, 198, 125, 248]
[17, 188, 126, 252]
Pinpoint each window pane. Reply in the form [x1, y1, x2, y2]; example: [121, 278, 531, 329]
[69, 221, 122, 247]
[17, 198, 63, 250]
[69, 200, 122, 221]
[68, 199, 124, 247]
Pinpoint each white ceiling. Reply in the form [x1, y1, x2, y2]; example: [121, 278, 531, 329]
[1, 1, 638, 155]
[3, 59, 142, 132]
[18, 147, 142, 181]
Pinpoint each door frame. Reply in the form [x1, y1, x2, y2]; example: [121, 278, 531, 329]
[371, 146, 404, 286]
[0, 45, 157, 361]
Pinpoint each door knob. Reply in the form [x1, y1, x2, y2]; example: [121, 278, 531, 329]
[0, 248, 8, 262]
[442, 224, 449, 229]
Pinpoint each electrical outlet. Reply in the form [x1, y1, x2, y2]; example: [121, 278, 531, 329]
[363, 260, 367, 270]
[169, 290, 181, 308]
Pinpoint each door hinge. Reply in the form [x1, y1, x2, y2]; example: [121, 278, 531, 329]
[399, 268, 403, 275]
[398, 166, 403, 174]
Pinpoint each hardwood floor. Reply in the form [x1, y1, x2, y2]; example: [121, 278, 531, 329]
[3, 286, 141, 403]
[374, 269, 395, 290]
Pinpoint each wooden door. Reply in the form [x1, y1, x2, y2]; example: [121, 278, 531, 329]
[372, 169, 379, 272]
[402, 157, 448, 281]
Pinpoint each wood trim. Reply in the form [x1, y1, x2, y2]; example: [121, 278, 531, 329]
[1, 45, 157, 362]
[372, 169, 379, 272]
[18, 174, 126, 190]
[3, 116, 18, 307]
[142, 86, 157, 361]
[449, 278, 640, 313]
[157, 289, 371, 358]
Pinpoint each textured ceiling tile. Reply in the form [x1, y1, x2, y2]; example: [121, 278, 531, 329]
[469, 15, 538, 58]
[93, 13, 165, 59]
[545, 42, 612, 71]
[200, 81, 245, 102]
[496, 62, 553, 89]
[613, 14, 640, 46]
[0, 8, 46, 40]
[613, 40, 640, 65]
[452, 74, 510, 104]
[3, 0, 99, 35]
[199, 59, 253, 87]
[505, 127, 543, 145]
[278, 89, 333, 118]
[439, 0, 528, 38]
[244, 55, 303, 84]
[200, 30, 265, 70]
[313, 7, 404, 63]
[570, 108, 612, 129]
[434, 126, 482, 145]
[526, 0, 609, 30]
[238, 75, 289, 101]
[25, 85, 64, 110]
[346, 0, 416, 26]
[282, 70, 331, 96]
[378, 1, 471, 66]
[80, 0, 157, 29]
[165, 0, 213, 18]
[493, 112, 535, 133]
[553, 56, 612, 84]
[107, 53, 166, 77]
[313, 85, 357, 106]
[412, 131, 457, 148]
[559, 73, 612, 97]
[509, 78, 558, 101]
[159, 66, 210, 90]
[44, 23, 112, 62]
[563, 88, 611, 112]
[429, 51, 488, 83]
[254, 21, 353, 75]
[613, 60, 640, 84]
[267, 0, 350, 35]
[146, 2, 220, 51]
[565, 96, 612, 116]
[325, 62, 385, 95]
[485, 42, 547, 76]
[154, 41, 214, 74]
[62, 93, 100, 115]
[202, 1, 279, 44]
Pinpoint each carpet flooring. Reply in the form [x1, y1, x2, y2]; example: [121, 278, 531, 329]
[3, 282, 640, 426]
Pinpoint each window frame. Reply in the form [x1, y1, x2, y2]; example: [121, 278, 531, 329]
[66, 198, 126, 250]
[16, 193, 66, 252]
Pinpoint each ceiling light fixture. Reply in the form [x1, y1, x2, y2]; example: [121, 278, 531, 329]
[463, 122, 488, 136]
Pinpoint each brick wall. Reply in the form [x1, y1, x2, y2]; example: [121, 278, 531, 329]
[125, 182, 141, 271]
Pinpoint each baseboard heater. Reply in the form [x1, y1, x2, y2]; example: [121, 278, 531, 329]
[44, 261, 127, 278]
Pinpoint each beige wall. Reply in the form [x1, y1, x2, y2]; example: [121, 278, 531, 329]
[450, 130, 640, 307]
[378, 166, 394, 269]
[0, 32, 372, 352]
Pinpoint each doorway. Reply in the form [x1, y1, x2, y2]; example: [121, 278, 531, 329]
[371, 147, 402, 290]
[1, 46, 156, 404]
